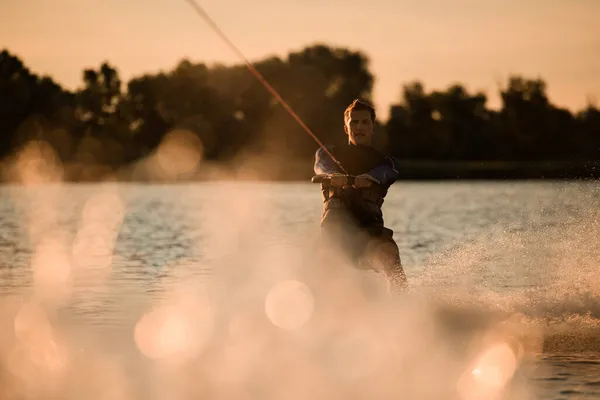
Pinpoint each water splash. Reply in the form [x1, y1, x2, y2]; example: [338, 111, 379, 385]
[0, 139, 599, 399]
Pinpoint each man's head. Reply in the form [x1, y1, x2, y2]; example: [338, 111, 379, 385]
[344, 99, 376, 145]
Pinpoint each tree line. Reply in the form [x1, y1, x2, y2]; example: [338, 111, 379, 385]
[1, 45, 598, 181]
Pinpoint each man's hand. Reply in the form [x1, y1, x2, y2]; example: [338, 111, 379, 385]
[353, 174, 380, 189]
[328, 173, 348, 187]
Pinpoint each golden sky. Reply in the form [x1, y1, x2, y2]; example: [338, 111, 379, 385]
[2, 0, 598, 119]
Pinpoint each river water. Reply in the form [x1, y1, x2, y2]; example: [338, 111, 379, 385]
[0, 180, 598, 399]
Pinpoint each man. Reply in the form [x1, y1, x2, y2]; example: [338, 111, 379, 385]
[313, 99, 407, 293]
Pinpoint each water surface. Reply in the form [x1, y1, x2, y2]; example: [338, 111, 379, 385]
[0, 180, 598, 399]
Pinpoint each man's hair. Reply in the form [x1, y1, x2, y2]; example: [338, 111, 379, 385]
[344, 99, 376, 124]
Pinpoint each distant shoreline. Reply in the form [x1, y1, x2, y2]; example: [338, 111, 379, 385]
[2, 159, 598, 184]
[389, 160, 600, 180]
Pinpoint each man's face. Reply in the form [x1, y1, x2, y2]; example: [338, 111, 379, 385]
[344, 109, 374, 145]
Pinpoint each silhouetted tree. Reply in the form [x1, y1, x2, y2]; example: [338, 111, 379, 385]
[387, 82, 436, 159]
[73, 62, 135, 167]
[574, 105, 600, 160]
[498, 76, 567, 160]
[0, 46, 598, 180]
[386, 75, 598, 167]
[205, 44, 374, 160]
[0, 50, 75, 160]
[279, 44, 374, 154]
[428, 84, 489, 160]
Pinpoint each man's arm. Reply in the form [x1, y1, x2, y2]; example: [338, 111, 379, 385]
[314, 146, 342, 175]
[367, 156, 401, 187]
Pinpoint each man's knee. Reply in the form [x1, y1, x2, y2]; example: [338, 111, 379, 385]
[366, 235, 406, 281]
[374, 240, 402, 271]
[380, 239, 408, 290]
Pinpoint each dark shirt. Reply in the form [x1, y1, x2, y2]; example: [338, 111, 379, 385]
[313, 144, 400, 227]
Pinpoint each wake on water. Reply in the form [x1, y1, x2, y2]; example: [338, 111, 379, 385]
[406, 212, 600, 362]
[282, 200, 600, 399]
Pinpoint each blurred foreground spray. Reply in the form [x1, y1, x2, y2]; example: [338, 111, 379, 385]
[0, 132, 599, 400]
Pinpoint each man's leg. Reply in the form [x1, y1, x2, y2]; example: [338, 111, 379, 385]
[364, 230, 408, 293]
[320, 200, 365, 265]
[377, 239, 408, 293]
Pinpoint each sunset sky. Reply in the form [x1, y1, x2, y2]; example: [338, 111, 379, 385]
[2, 0, 598, 119]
